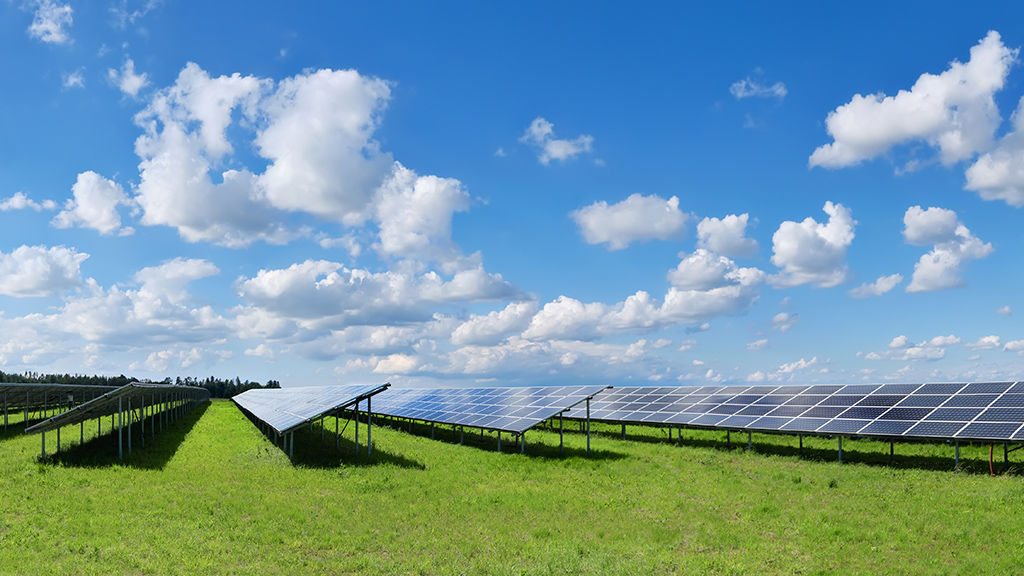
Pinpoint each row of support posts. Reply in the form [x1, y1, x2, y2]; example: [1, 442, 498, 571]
[40, 388, 204, 461]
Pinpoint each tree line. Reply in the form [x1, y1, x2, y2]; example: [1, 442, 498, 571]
[0, 370, 281, 399]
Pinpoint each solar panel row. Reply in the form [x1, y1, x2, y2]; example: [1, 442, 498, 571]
[232, 384, 390, 436]
[369, 385, 610, 434]
[562, 382, 1024, 442]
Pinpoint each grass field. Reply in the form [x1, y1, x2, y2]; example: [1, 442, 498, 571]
[1, 399, 1022, 575]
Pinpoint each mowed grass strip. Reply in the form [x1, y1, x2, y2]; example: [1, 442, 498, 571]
[0, 399, 1022, 575]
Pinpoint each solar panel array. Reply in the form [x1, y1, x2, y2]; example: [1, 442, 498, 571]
[25, 383, 210, 435]
[370, 385, 609, 434]
[562, 382, 1024, 442]
[232, 383, 390, 435]
[2, 383, 117, 410]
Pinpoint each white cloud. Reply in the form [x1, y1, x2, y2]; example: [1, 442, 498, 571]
[868, 334, 961, 361]
[778, 357, 818, 373]
[678, 339, 697, 351]
[519, 117, 594, 165]
[686, 323, 711, 334]
[110, 0, 162, 29]
[256, 68, 393, 223]
[747, 338, 769, 351]
[696, 214, 758, 258]
[27, 0, 73, 44]
[966, 335, 1002, 351]
[848, 274, 903, 298]
[903, 206, 993, 292]
[770, 202, 856, 288]
[0, 245, 88, 297]
[523, 256, 763, 342]
[810, 31, 1017, 169]
[236, 260, 521, 333]
[572, 194, 688, 250]
[1004, 340, 1024, 353]
[772, 312, 798, 332]
[998, 306, 1012, 316]
[52, 171, 133, 235]
[62, 70, 85, 89]
[450, 301, 539, 346]
[667, 249, 738, 290]
[730, 77, 787, 100]
[746, 371, 766, 382]
[965, 96, 1024, 206]
[0, 192, 56, 211]
[108, 58, 149, 98]
[373, 163, 470, 265]
[889, 335, 910, 349]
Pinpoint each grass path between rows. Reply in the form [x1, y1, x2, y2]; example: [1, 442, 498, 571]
[0, 399, 1022, 574]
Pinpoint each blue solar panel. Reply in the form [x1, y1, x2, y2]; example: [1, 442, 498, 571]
[232, 383, 390, 435]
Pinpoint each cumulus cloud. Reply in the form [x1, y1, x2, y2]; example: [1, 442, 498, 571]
[27, 0, 73, 44]
[572, 193, 688, 250]
[770, 202, 856, 288]
[998, 306, 1012, 316]
[524, 255, 764, 341]
[848, 273, 903, 298]
[1004, 340, 1024, 353]
[747, 338, 769, 351]
[519, 117, 594, 165]
[108, 58, 149, 98]
[450, 301, 538, 346]
[810, 31, 1017, 169]
[373, 163, 470, 265]
[965, 95, 1024, 206]
[866, 334, 961, 361]
[903, 206, 993, 292]
[0, 245, 88, 297]
[52, 171, 133, 235]
[235, 259, 522, 333]
[966, 335, 1002, 350]
[772, 312, 798, 332]
[730, 76, 787, 100]
[696, 214, 758, 258]
[62, 70, 85, 89]
[0, 192, 56, 211]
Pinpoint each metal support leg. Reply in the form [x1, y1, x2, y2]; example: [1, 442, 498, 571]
[335, 412, 339, 449]
[289, 432, 294, 459]
[838, 436, 843, 463]
[498, 431, 501, 452]
[521, 432, 525, 454]
[890, 441, 894, 463]
[80, 421, 83, 445]
[57, 426, 60, 453]
[621, 423, 625, 440]
[727, 430, 731, 449]
[128, 399, 132, 456]
[586, 398, 591, 455]
[367, 397, 372, 456]
[559, 414, 564, 455]
[118, 397, 123, 460]
[748, 432, 752, 451]
[955, 441, 960, 471]
[799, 434, 803, 454]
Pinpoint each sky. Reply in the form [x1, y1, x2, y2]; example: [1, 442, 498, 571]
[2, 2, 1024, 389]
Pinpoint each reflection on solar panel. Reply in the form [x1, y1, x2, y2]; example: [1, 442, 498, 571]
[233, 384, 390, 435]
[563, 382, 1024, 443]
[25, 383, 210, 460]
[2, 384, 118, 429]
[232, 383, 391, 457]
[372, 385, 609, 436]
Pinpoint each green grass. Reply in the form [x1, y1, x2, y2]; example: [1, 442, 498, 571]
[1, 400, 1023, 575]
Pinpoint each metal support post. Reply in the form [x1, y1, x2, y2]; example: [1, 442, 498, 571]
[621, 423, 626, 440]
[367, 396, 372, 456]
[727, 430, 731, 449]
[355, 401, 360, 453]
[799, 435, 803, 454]
[586, 398, 591, 455]
[151, 395, 155, 437]
[890, 441, 894, 463]
[335, 412, 339, 449]
[521, 432, 525, 454]
[289, 432, 294, 459]
[140, 395, 145, 447]
[4, 390, 7, 429]
[748, 432, 752, 451]
[118, 397, 123, 460]
[128, 398, 132, 456]
[838, 436, 843, 463]
[559, 413, 564, 455]
[498, 431, 501, 452]
[955, 441, 960, 471]
[80, 421, 83, 445]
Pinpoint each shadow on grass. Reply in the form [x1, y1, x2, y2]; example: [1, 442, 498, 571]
[254, 423, 426, 470]
[38, 402, 209, 470]
[576, 423, 1023, 476]
[369, 417, 628, 462]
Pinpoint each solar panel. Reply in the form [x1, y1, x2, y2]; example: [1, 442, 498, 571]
[560, 382, 1024, 444]
[233, 384, 391, 436]
[370, 385, 609, 434]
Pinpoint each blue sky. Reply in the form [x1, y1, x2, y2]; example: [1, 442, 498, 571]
[2, 2, 1024, 388]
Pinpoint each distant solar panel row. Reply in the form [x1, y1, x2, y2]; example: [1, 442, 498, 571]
[563, 382, 1024, 442]
[370, 385, 610, 434]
